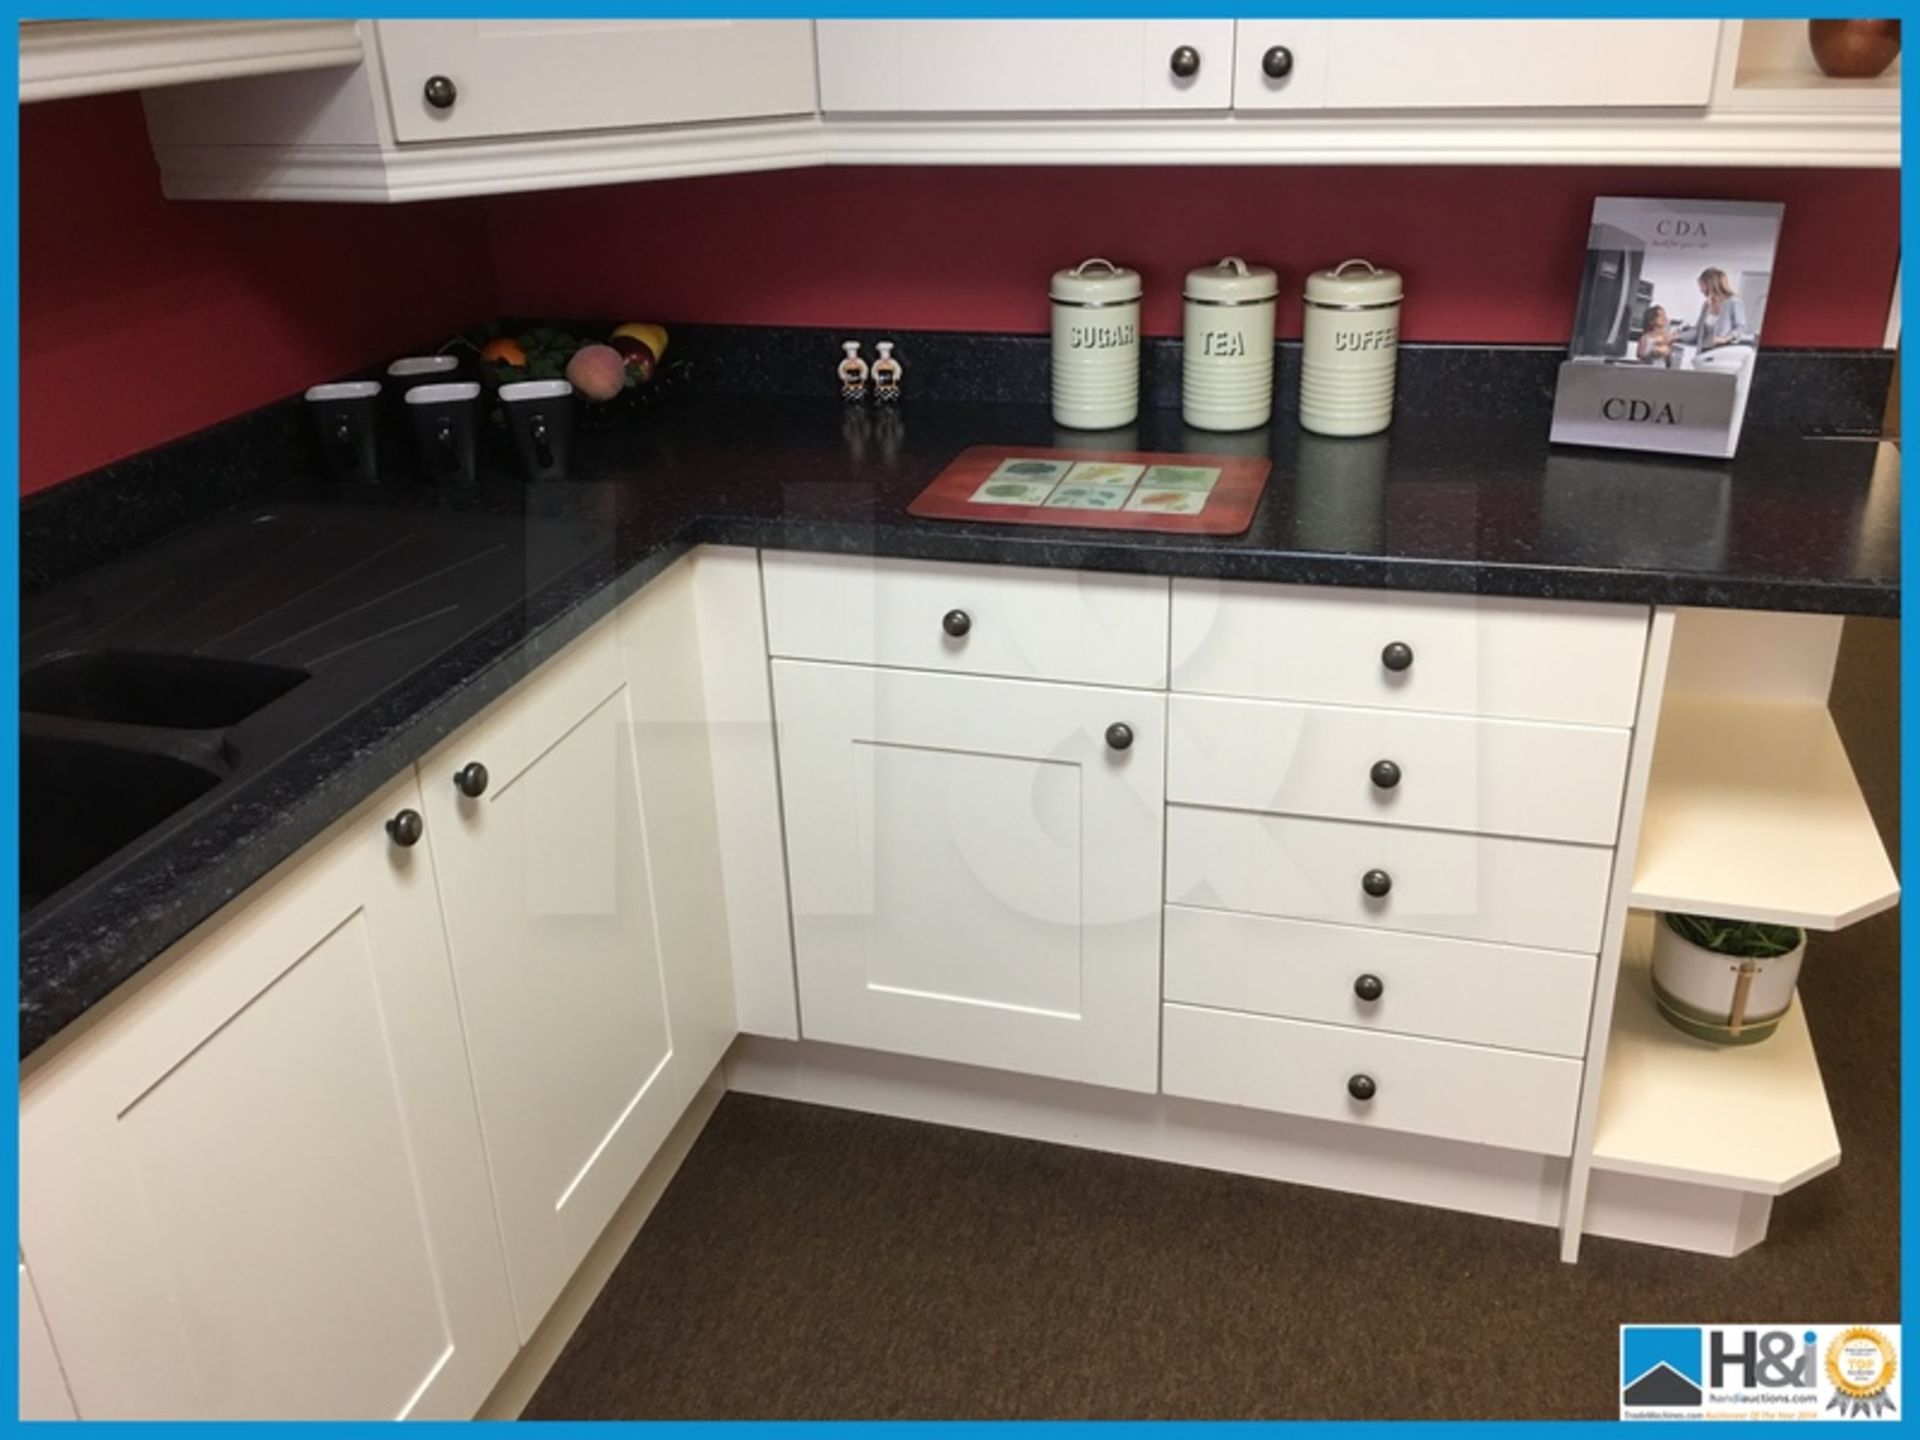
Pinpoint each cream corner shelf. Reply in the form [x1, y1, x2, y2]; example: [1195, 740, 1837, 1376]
[1590, 912, 1840, 1195]
[1630, 694, 1900, 930]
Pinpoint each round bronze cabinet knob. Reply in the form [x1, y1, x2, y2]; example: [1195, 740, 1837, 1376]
[1381, 640, 1414, 673]
[1170, 45, 1201, 78]
[1370, 759, 1402, 790]
[942, 608, 972, 638]
[1262, 45, 1294, 79]
[423, 74, 458, 110]
[1105, 722, 1134, 752]
[386, 809, 424, 847]
[454, 761, 490, 799]
[1348, 1074, 1378, 1102]
[1353, 973, 1385, 1003]
[1361, 868, 1393, 899]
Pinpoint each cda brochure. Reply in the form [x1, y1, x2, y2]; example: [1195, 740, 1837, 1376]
[1551, 197, 1784, 459]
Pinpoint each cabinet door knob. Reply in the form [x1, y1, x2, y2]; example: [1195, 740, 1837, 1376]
[454, 761, 490, 798]
[1347, 1073, 1378, 1102]
[1381, 640, 1414, 673]
[1353, 973, 1384, 1002]
[1370, 759, 1401, 790]
[1169, 45, 1201, 78]
[1361, 868, 1393, 899]
[423, 74, 458, 110]
[1261, 45, 1294, 79]
[386, 809, 424, 847]
[942, 608, 972, 638]
[1105, 722, 1134, 752]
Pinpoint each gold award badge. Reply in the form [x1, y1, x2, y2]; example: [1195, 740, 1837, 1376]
[1825, 1327, 1898, 1417]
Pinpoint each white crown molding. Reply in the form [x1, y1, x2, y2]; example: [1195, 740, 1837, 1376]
[818, 110, 1900, 169]
[154, 117, 830, 203]
[20, 20, 363, 104]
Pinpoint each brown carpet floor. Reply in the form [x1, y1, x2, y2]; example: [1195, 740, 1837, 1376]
[527, 618, 1900, 1421]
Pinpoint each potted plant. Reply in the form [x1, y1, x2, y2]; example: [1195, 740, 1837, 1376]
[1650, 912, 1807, 1045]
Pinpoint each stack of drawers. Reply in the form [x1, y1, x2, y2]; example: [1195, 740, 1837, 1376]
[1159, 580, 1650, 1157]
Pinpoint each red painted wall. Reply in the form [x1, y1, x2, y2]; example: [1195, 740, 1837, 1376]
[20, 91, 1899, 495]
[19, 92, 491, 494]
[486, 164, 1899, 347]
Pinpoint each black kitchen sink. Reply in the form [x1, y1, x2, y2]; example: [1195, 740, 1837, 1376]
[22, 651, 310, 729]
[21, 733, 225, 912]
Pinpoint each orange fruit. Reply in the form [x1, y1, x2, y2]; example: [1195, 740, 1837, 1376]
[481, 336, 527, 367]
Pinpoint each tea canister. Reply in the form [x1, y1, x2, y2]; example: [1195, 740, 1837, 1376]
[1182, 256, 1278, 431]
[1050, 258, 1142, 430]
[1300, 258, 1403, 437]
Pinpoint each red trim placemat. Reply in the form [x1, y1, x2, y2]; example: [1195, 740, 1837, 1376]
[906, 445, 1272, 536]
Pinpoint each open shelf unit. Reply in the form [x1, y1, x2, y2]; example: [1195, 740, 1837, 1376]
[1589, 912, 1840, 1194]
[1714, 18, 1901, 112]
[1630, 693, 1900, 930]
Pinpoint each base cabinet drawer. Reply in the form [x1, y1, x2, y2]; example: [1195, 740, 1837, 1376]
[1166, 806, 1614, 953]
[763, 551, 1171, 688]
[1164, 905, 1596, 1057]
[1170, 578, 1648, 726]
[1162, 1003, 1584, 1155]
[1169, 693, 1630, 844]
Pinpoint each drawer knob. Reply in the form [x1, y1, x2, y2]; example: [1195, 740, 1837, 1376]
[1169, 45, 1201, 79]
[942, 608, 973, 638]
[1347, 1073, 1377, 1102]
[423, 74, 458, 110]
[1361, 868, 1393, 899]
[386, 809, 424, 847]
[1381, 640, 1414, 673]
[1353, 973, 1384, 1002]
[1261, 45, 1295, 79]
[1370, 758, 1401, 790]
[454, 761, 490, 799]
[1105, 722, 1134, 752]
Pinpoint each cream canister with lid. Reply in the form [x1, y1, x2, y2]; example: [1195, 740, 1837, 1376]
[1182, 256, 1278, 431]
[1050, 258, 1142, 429]
[1300, 258, 1403, 437]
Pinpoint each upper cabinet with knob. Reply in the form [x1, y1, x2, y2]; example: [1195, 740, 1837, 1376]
[817, 20, 1236, 112]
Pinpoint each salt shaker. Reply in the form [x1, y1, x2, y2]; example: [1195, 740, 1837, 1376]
[1050, 258, 1141, 430]
[1300, 259, 1403, 437]
[872, 341, 902, 404]
[837, 340, 869, 402]
[1182, 256, 1278, 431]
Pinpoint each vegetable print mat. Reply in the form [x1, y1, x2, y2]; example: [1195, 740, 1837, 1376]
[907, 446, 1272, 536]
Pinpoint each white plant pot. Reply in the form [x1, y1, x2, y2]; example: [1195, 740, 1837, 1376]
[1650, 916, 1805, 1045]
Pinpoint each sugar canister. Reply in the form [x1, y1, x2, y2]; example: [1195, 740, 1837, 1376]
[1300, 258, 1403, 437]
[1182, 256, 1278, 431]
[1050, 258, 1142, 429]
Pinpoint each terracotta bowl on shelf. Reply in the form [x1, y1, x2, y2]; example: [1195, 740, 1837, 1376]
[1808, 19, 1901, 79]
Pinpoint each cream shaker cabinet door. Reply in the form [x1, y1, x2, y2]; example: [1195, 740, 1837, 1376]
[19, 775, 516, 1420]
[1313, 21, 1722, 110]
[376, 19, 817, 143]
[421, 616, 684, 1341]
[818, 20, 1235, 112]
[773, 660, 1165, 1092]
[19, 1261, 77, 1420]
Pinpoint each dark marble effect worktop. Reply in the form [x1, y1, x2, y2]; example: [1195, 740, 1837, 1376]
[19, 378, 1901, 1058]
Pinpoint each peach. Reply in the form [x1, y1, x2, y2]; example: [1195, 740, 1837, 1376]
[566, 343, 628, 402]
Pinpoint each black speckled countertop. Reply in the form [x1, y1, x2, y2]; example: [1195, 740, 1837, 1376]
[19, 369, 1900, 1058]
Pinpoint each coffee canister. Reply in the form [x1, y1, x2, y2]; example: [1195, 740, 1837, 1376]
[1300, 258, 1403, 437]
[1050, 258, 1142, 430]
[1182, 256, 1279, 432]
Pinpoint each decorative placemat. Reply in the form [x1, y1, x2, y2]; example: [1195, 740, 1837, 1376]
[907, 445, 1273, 536]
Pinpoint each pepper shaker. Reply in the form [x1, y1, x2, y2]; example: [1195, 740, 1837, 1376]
[1300, 259, 1403, 437]
[837, 340, 869, 402]
[1050, 258, 1142, 430]
[1182, 256, 1278, 431]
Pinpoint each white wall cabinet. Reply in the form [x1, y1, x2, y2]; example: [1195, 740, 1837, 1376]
[375, 19, 816, 143]
[773, 659, 1166, 1093]
[19, 774, 518, 1420]
[818, 20, 1236, 112]
[419, 576, 733, 1342]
